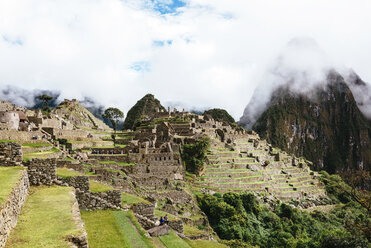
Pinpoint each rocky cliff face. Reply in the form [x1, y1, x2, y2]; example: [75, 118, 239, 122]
[123, 94, 166, 130]
[242, 71, 371, 173]
[53, 99, 110, 130]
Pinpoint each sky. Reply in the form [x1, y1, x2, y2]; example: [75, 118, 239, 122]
[1, 0, 371, 119]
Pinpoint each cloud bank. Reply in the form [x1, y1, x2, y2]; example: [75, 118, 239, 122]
[1, 0, 371, 119]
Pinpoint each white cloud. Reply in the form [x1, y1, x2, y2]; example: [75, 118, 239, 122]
[0, 0, 371, 119]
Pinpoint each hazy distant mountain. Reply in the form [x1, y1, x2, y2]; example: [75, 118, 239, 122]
[241, 71, 371, 173]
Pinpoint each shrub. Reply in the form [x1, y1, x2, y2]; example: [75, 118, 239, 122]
[197, 192, 369, 248]
[181, 137, 210, 175]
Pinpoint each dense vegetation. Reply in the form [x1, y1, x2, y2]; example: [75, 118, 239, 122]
[197, 172, 370, 248]
[181, 137, 210, 175]
[203, 108, 236, 124]
[123, 94, 166, 130]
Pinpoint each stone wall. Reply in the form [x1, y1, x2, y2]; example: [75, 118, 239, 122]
[0, 130, 44, 142]
[88, 154, 130, 163]
[0, 169, 29, 248]
[76, 190, 121, 210]
[131, 175, 169, 188]
[66, 140, 114, 150]
[0, 142, 22, 166]
[26, 159, 57, 186]
[56, 161, 85, 173]
[59, 176, 90, 192]
[22, 145, 52, 154]
[92, 168, 123, 182]
[169, 220, 184, 234]
[132, 203, 155, 219]
[135, 213, 156, 230]
[68, 191, 89, 248]
[54, 130, 90, 141]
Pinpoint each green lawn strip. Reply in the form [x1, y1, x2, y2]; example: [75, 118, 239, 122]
[64, 157, 76, 161]
[81, 210, 130, 248]
[114, 210, 155, 248]
[83, 169, 96, 176]
[90, 180, 115, 192]
[0, 139, 19, 143]
[23, 147, 61, 161]
[56, 167, 84, 178]
[21, 142, 51, 148]
[126, 210, 156, 247]
[6, 186, 82, 248]
[159, 230, 191, 248]
[99, 160, 135, 166]
[0, 167, 24, 204]
[122, 192, 150, 205]
[185, 240, 228, 248]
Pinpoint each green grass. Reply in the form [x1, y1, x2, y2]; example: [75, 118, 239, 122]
[91, 154, 128, 156]
[118, 210, 155, 248]
[159, 230, 191, 248]
[98, 161, 135, 166]
[185, 240, 228, 248]
[6, 186, 82, 248]
[90, 180, 115, 192]
[56, 167, 84, 178]
[22, 142, 51, 148]
[0, 139, 19, 143]
[0, 167, 25, 204]
[83, 169, 96, 176]
[81, 210, 154, 248]
[183, 224, 207, 236]
[23, 147, 61, 161]
[64, 157, 76, 161]
[122, 192, 150, 205]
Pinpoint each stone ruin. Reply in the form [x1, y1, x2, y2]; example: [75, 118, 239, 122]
[0, 102, 333, 246]
[0, 142, 22, 167]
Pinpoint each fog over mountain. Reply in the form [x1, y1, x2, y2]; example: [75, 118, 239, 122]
[239, 37, 371, 128]
[1, 0, 371, 119]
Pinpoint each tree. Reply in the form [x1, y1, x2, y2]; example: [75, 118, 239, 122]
[181, 137, 210, 175]
[340, 170, 371, 214]
[102, 107, 124, 145]
[37, 94, 53, 112]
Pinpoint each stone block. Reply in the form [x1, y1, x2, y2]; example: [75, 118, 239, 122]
[148, 225, 170, 237]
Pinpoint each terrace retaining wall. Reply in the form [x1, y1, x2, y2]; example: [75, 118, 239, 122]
[59, 176, 90, 192]
[0, 170, 29, 248]
[26, 159, 57, 186]
[0, 131, 44, 143]
[132, 203, 155, 219]
[76, 190, 121, 210]
[0, 142, 22, 167]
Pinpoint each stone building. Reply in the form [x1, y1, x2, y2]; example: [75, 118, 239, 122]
[0, 111, 20, 130]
